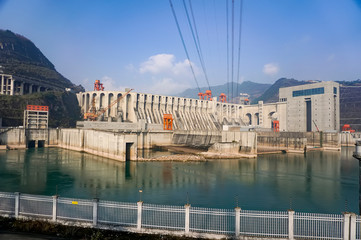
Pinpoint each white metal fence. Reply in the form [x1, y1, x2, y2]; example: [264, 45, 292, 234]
[0, 191, 358, 239]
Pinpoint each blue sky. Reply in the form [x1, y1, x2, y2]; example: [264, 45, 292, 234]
[0, 0, 360, 95]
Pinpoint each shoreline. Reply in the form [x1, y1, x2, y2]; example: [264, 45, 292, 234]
[0, 143, 342, 162]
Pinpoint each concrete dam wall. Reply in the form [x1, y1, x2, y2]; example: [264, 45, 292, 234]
[0, 126, 343, 161]
[0, 127, 259, 161]
[77, 91, 286, 131]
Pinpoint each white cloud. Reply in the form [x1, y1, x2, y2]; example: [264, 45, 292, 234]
[81, 76, 127, 92]
[139, 54, 175, 74]
[263, 63, 279, 76]
[172, 59, 194, 75]
[135, 53, 199, 95]
[139, 54, 196, 76]
[140, 77, 192, 95]
[100, 76, 126, 91]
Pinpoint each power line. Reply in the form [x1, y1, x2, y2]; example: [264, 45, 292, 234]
[226, 0, 230, 100]
[183, 0, 212, 91]
[169, 0, 201, 93]
[236, 0, 244, 98]
[231, 0, 235, 102]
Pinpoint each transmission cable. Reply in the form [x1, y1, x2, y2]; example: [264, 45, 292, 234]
[236, 0, 244, 98]
[231, 0, 235, 102]
[226, 0, 230, 100]
[183, 0, 212, 91]
[169, 0, 201, 93]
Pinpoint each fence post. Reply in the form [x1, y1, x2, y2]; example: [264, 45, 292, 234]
[185, 204, 191, 233]
[52, 195, 58, 222]
[343, 213, 351, 240]
[137, 201, 143, 230]
[288, 210, 295, 240]
[350, 213, 356, 240]
[93, 198, 99, 227]
[235, 207, 241, 237]
[14, 192, 20, 218]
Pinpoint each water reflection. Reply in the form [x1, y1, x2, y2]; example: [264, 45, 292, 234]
[0, 147, 358, 213]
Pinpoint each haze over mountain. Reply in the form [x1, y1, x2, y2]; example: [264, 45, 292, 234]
[177, 81, 271, 101]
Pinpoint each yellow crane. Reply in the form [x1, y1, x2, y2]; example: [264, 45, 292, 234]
[84, 89, 133, 121]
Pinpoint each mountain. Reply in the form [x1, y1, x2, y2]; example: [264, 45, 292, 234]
[0, 29, 83, 91]
[337, 79, 361, 86]
[339, 80, 361, 131]
[0, 30, 83, 127]
[253, 78, 314, 103]
[0, 91, 81, 128]
[177, 81, 271, 101]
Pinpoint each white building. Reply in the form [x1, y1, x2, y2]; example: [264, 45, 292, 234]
[279, 81, 339, 132]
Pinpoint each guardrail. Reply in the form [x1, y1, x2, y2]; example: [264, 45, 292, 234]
[0, 192, 358, 239]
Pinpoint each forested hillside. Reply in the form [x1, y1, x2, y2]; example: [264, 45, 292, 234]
[0, 92, 81, 128]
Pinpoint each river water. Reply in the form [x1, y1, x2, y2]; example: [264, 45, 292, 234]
[0, 147, 358, 214]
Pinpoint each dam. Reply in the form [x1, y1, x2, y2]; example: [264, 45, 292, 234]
[0, 81, 345, 161]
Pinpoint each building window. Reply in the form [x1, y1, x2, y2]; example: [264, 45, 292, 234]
[333, 87, 337, 94]
[292, 87, 324, 97]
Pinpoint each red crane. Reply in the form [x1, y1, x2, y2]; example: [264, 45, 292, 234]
[94, 80, 104, 91]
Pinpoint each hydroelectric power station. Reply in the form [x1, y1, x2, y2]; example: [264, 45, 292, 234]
[0, 80, 348, 161]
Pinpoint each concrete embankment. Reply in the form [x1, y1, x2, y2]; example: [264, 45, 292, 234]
[340, 132, 361, 146]
[0, 127, 345, 161]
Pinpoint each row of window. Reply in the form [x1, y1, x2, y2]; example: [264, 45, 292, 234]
[292, 87, 324, 97]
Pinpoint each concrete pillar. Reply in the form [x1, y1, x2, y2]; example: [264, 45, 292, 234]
[10, 78, 14, 95]
[37, 86, 41, 93]
[92, 198, 98, 226]
[137, 201, 142, 230]
[344, 213, 351, 240]
[20, 82, 24, 95]
[288, 210, 295, 240]
[97, 93, 102, 111]
[235, 207, 241, 236]
[15, 192, 20, 218]
[185, 204, 190, 233]
[29, 84, 33, 94]
[0, 75, 3, 94]
[350, 213, 356, 240]
[52, 195, 58, 222]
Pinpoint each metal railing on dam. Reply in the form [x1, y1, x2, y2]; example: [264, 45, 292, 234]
[0, 192, 358, 239]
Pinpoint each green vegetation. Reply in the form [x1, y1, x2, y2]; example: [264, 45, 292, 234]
[0, 91, 81, 128]
[0, 217, 198, 240]
[0, 29, 84, 128]
[337, 79, 361, 86]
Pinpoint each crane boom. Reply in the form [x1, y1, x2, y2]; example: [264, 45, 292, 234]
[84, 89, 133, 121]
[96, 89, 133, 118]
